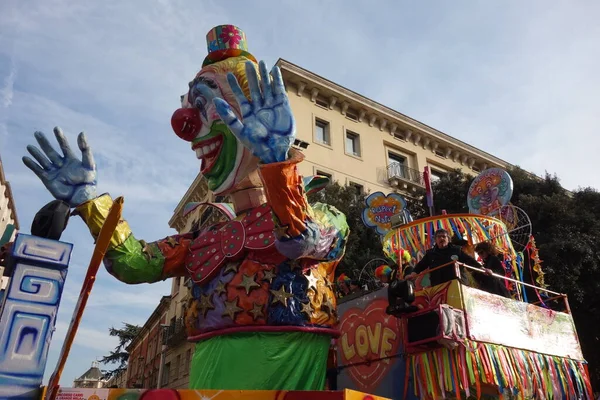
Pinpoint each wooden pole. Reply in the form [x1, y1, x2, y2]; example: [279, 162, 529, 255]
[44, 197, 124, 400]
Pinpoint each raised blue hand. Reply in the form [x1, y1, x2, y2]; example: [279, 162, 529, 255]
[213, 60, 296, 164]
[22, 127, 97, 207]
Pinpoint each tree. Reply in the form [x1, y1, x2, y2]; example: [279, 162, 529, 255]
[100, 323, 142, 380]
[425, 167, 600, 389]
[307, 182, 426, 281]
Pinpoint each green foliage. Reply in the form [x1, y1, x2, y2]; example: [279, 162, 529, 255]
[426, 167, 600, 388]
[100, 322, 142, 380]
[308, 182, 426, 281]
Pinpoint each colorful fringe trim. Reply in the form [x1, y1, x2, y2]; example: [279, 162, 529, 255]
[408, 341, 593, 399]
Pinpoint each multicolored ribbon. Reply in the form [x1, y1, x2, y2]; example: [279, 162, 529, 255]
[407, 341, 593, 400]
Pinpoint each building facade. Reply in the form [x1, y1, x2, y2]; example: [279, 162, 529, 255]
[0, 156, 19, 301]
[73, 361, 107, 389]
[0, 157, 18, 241]
[105, 369, 127, 388]
[125, 296, 171, 389]
[276, 59, 510, 197]
[144, 59, 519, 389]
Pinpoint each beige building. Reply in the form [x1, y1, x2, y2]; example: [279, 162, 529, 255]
[73, 361, 107, 389]
[0, 157, 18, 238]
[277, 59, 509, 196]
[0, 156, 19, 293]
[155, 58, 516, 388]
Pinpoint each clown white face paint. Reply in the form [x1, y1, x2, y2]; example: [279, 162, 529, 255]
[171, 57, 259, 195]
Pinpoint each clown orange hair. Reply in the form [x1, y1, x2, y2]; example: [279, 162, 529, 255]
[197, 56, 258, 100]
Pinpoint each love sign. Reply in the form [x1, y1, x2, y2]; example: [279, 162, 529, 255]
[338, 298, 402, 392]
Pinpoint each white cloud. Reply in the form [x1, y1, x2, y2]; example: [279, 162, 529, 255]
[0, 57, 16, 108]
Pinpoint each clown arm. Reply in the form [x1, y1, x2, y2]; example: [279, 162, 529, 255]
[74, 194, 191, 284]
[258, 149, 349, 261]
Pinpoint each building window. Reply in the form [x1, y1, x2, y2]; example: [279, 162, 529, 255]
[346, 109, 359, 122]
[345, 131, 361, 157]
[174, 355, 180, 380]
[184, 349, 191, 376]
[430, 169, 445, 183]
[388, 152, 406, 178]
[434, 149, 446, 158]
[315, 96, 329, 108]
[393, 131, 406, 141]
[162, 362, 170, 385]
[349, 182, 364, 196]
[315, 119, 330, 145]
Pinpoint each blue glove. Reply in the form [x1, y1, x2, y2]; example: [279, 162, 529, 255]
[213, 60, 296, 164]
[22, 127, 97, 207]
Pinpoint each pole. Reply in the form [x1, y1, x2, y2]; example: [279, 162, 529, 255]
[423, 166, 435, 217]
[156, 325, 169, 388]
[45, 197, 124, 400]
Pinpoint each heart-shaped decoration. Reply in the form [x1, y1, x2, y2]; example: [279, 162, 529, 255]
[338, 298, 402, 392]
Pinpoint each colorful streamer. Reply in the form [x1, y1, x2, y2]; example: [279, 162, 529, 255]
[407, 341, 593, 400]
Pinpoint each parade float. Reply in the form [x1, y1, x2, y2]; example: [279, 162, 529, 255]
[333, 168, 594, 399]
[0, 23, 593, 400]
[0, 25, 386, 400]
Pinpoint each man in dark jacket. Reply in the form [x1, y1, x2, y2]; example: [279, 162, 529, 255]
[404, 229, 481, 287]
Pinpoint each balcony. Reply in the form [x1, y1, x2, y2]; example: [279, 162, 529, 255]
[165, 317, 186, 347]
[386, 163, 424, 192]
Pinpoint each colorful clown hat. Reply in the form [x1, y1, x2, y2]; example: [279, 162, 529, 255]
[203, 25, 258, 67]
[337, 273, 351, 285]
[374, 265, 392, 280]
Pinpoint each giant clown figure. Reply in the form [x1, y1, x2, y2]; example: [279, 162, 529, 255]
[22, 25, 348, 390]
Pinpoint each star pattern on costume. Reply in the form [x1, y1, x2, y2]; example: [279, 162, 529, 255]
[304, 269, 320, 291]
[321, 294, 335, 315]
[224, 262, 239, 274]
[214, 281, 227, 296]
[237, 273, 260, 295]
[222, 297, 243, 320]
[198, 293, 215, 317]
[270, 285, 293, 307]
[273, 224, 290, 239]
[249, 302, 265, 321]
[140, 240, 154, 261]
[262, 268, 276, 283]
[166, 236, 178, 247]
[300, 301, 313, 317]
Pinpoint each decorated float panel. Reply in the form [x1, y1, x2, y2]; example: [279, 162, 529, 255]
[337, 280, 592, 399]
[54, 388, 390, 400]
[461, 284, 584, 360]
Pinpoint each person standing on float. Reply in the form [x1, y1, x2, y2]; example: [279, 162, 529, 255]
[22, 25, 348, 391]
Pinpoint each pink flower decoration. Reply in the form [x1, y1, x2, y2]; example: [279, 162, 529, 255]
[219, 26, 241, 46]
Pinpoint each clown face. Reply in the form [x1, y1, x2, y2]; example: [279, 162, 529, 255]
[171, 56, 258, 195]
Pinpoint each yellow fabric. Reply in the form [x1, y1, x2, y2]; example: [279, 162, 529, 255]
[75, 193, 132, 248]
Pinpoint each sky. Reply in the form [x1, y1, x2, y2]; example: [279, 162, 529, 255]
[1, 0, 599, 388]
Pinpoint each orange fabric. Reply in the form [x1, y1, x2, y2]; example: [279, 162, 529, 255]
[156, 235, 193, 279]
[258, 149, 308, 238]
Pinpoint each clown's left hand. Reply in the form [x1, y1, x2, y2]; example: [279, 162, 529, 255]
[213, 60, 296, 164]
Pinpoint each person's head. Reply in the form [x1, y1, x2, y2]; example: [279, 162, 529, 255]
[349, 280, 360, 292]
[170, 25, 261, 195]
[434, 229, 450, 249]
[337, 273, 351, 294]
[474, 241, 498, 259]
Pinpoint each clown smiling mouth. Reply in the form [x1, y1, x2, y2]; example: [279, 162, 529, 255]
[193, 134, 224, 174]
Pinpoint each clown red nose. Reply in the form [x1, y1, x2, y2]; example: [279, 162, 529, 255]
[171, 107, 202, 141]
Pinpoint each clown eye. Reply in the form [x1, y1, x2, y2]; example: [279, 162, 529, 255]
[195, 96, 207, 108]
